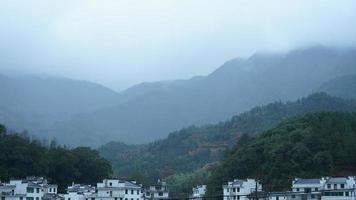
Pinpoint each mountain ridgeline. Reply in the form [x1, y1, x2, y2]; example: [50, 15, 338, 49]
[207, 112, 356, 195]
[98, 93, 356, 185]
[1, 46, 356, 146]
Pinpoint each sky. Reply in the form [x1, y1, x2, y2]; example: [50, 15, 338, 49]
[0, 0, 356, 91]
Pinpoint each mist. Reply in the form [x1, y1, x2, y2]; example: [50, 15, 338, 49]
[1, 0, 356, 90]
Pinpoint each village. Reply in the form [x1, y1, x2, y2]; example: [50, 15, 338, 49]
[1, 176, 355, 200]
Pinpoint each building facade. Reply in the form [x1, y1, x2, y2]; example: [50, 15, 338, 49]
[223, 179, 262, 200]
[144, 181, 169, 200]
[191, 185, 206, 200]
[0, 177, 58, 200]
[63, 183, 96, 200]
[87, 179, 143, 200]
[321, 177, 356, 200]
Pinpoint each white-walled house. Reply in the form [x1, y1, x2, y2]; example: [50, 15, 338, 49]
[63, 183, 96, 200]
[268, 192, 287, 200]
[191, 185, 206, 200]
[223, 179, 262, 200]
[288, 178, 326, 200]
[144, 181, 169, 200]
[0, 177, 58, 200]
[87, 179, 143, 200]
[321, 177, 356, 200]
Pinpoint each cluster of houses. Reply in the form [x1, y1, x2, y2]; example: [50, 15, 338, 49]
[220, 177, 356, 200]
[1, 176, 356, 200]
[0, 177, 169, 200]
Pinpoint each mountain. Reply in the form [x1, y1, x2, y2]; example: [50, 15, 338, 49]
[0, 74, 121, 136]
[207, 112, 356, 195]
[47, 46, 356, 146]
[98, 93, 356, 188]
[316, 75, 356, 100]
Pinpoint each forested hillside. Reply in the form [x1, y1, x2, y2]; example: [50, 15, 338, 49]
[0, 124, 112, 192]
[207, 112, 356, 195]
[99, 93, 356, 196]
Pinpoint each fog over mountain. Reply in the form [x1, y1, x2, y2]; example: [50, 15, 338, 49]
[1, 46, 355, 146]
[1, 1, 356, 90]
[1, 1, 356, 147]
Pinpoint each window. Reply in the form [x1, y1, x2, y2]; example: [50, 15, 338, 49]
[27, 187, 34, 193]
[26, 197, 34, 200]
[36, 198, 39, 200]
[296, 188, 299, 192]
[276, 197, 279, 200]
[233, 188, 236, 192]
[334, 184, 337, 189]
[311, 194, 315, 199]
[109, 182, 112, 186]
[1, 197, 5, 200]
[36, 188, 40, 193]
[327, 184, 331, 189]
[291, 195, 295, 199]
[341, 184, 345, 189]
[131, 190, 133, 195]
[20, 197, 23, 200]
[49, 188, 52, 192]
[137, 190, 139, 195]
[227, 188, 229, 192]
[237, 188, 240, 192]
[158, 192, 163, 196]
[91, 198, 95, 200]
[315, 188, 318, 191]
[346, 192, 349, 196]
[125, 189, 128, 194]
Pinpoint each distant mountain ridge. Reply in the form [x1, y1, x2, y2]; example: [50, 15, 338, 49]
[316, 75, 356, 100]
[47, 46, 356, 146]
[1, 46, 356, 146]
[0, 74, 121, 136]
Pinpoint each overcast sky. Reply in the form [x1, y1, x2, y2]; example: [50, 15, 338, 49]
[0, 0, 356, 90]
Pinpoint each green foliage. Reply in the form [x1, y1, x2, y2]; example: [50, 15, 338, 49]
[0, 127, 112, 192]
[99, 93, 356, 197]
[166, 169, 210, 199]
[207, 112, 356, 195]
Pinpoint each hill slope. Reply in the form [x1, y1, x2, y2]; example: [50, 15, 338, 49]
[316, 75, 356, 100]
[99, 93, 356, 184]
[207, 112, 356, 195]
[0, 75, 121, 136]
[49, 46, 356, 146]
[0, 124, 112, 192]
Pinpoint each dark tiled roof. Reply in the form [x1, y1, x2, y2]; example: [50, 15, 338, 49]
[326, 177, 348, 184]
[231, 179, 245, 186]
[294, 179, 321, 185]
[124, 181, 141, 188]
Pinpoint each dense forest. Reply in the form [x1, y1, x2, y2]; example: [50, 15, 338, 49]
[0, 124, 112, 192]
[207, 112, 356, 195]
[99, 93, 356, 197]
